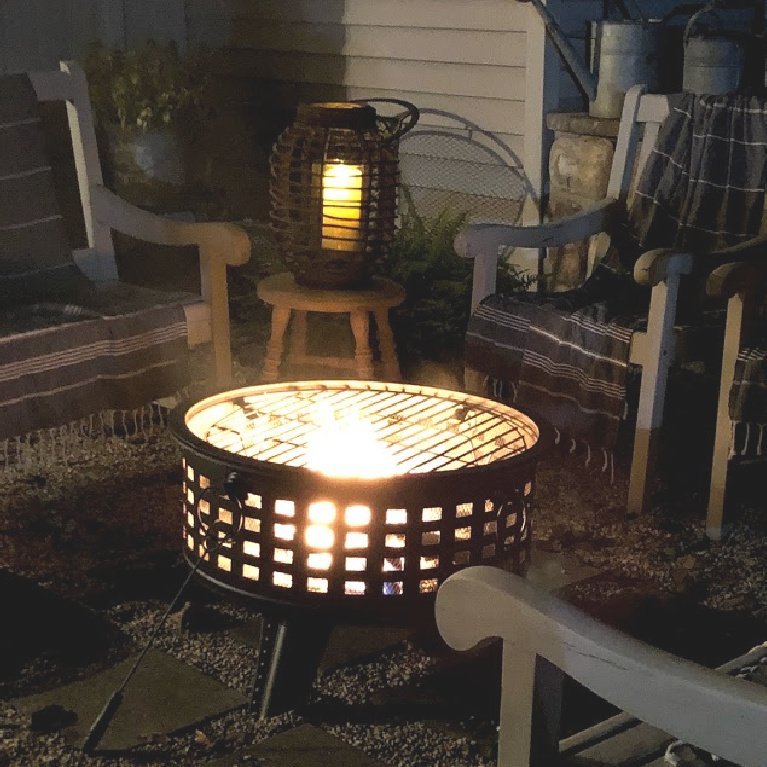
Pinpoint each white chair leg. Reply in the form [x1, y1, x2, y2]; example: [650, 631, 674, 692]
[707, 291, 746, 540]
[497, 644, 536, 767]
[628, 276, 680, 515]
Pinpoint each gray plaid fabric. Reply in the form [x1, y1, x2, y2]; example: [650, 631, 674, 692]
[631, 93, 767, 255]
[466, 92, 767, 452]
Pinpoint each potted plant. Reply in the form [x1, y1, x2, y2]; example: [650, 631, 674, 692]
[82, 39, 214, 207]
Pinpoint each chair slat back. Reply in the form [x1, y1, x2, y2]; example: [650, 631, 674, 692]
[606, 87, 672, 205]
[28, 61, 117, 282]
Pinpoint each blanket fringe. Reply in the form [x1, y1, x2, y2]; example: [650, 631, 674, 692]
[1, 399, 177, 473]
[730, 419, 767, 459]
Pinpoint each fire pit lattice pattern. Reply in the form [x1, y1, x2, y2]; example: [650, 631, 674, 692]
[175, 382, 544, 616]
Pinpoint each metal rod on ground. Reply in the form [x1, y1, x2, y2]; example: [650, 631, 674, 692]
[83, 477, 247, 755]
[82, 559, 203, 754]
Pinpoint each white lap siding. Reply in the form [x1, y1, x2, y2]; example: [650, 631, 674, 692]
[230, 0, 601, 237]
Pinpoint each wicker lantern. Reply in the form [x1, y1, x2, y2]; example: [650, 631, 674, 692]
[270, 101, 413, 290]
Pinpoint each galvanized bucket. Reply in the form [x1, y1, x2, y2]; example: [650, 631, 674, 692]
[589, 20, 667, 118]
[683, 36, 744, 94]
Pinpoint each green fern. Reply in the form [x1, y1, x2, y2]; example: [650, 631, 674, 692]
[383, 190, 536, 363]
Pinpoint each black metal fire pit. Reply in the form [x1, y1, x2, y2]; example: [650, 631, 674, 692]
[170, 380, 548, 716]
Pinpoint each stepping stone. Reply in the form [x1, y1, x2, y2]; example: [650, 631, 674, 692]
[319, 625, 411, 674]
[14, 647, 246, 752]
[527, 543, 600, 593]
[0, 569, 125, 696]
[202, 724, 388, 767]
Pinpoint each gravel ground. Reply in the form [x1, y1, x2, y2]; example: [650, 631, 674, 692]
[2, 228, 767, 764]
[2, 410, 766, 766]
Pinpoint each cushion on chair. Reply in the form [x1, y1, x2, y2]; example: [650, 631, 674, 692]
[0, 73, 93, 306]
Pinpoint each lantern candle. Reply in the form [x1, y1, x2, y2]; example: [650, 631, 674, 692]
[321, 162, 363, 251]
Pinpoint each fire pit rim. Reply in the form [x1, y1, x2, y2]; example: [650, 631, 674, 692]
[169, 379, 553, 486]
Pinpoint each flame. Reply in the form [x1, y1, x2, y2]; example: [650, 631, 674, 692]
[305, 407, 399, 478]
[322, 162, 363, 251]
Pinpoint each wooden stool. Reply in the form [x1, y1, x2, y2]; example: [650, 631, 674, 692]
[257, 273, 406, 382]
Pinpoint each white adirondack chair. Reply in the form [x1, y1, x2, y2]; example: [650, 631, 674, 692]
[436, 566, 767, 767]
[455, 84, 738, 521]
[27, 60, 250, 387]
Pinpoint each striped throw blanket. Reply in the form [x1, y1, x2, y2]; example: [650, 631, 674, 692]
[467, 92, 767, 453]
[0, 73, 193, 443]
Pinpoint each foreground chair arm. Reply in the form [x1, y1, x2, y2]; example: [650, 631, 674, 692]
[633, 248, 694, 286]
[436, 566, 767, 767]
[90, 184, 251, 386]
[455, 199, 622, 311]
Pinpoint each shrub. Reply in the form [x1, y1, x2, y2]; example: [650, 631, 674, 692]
[83, 39, 213, 132]
[383, 193, 536, 363]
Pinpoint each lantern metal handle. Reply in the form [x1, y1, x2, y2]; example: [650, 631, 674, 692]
[351, 98, 420, 143]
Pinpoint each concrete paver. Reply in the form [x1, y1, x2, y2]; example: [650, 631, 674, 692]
[202, 724, 388, 767]
[527, 542, 600, 593]
[13, 647, 246, 751]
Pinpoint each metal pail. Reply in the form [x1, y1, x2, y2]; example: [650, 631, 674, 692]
[589, 21, 666, 119]
[683, 36, 743, 94]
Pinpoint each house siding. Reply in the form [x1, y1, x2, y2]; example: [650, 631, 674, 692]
[0, 0, 235, 71]
[228, 0, 605, 225]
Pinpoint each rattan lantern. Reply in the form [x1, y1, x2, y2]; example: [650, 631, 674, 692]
[270, 101, 415, 290]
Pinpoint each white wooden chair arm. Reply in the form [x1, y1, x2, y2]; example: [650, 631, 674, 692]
[436, 566, 767, 767]
[633, 248, 694, 286]
[90, 184, 251, 267]
[707, 260, 767, 300]
[454, 199, 621, 261]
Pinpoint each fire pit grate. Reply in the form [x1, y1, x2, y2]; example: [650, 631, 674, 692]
[172, 380, 547, 620]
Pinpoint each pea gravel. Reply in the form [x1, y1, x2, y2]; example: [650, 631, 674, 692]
[2, 360, 767, 766]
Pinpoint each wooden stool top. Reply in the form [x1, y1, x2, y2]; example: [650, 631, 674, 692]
[257, 273, 406, 313]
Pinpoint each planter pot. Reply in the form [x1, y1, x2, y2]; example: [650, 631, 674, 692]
[105, 124, 185, 209]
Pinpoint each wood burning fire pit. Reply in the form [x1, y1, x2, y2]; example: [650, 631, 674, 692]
[171, 380, 548, 716]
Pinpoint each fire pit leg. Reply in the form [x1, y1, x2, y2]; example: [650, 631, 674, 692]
[249, 612, 334, 719]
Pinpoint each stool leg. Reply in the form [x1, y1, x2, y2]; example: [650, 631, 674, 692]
[289, 310, 308, 364]
[263, 307, 291, 383]
[350, 309, 374, 380]
[374, 309, 401, 382]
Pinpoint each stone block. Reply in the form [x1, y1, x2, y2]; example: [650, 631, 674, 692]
[549, 135, 614, 200]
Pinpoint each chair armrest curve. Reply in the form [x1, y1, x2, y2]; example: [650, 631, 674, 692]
[436, 566, 767, 767]
[707, 260, 767, 299]
[454, 199, 621, 260]
[633, 248, 694, 286]
[91, 184, 251, 267]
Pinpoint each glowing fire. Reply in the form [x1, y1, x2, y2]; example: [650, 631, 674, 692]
[305, 407, 399, 479]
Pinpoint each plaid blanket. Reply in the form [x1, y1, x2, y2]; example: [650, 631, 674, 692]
[466, 92, 767, 452]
